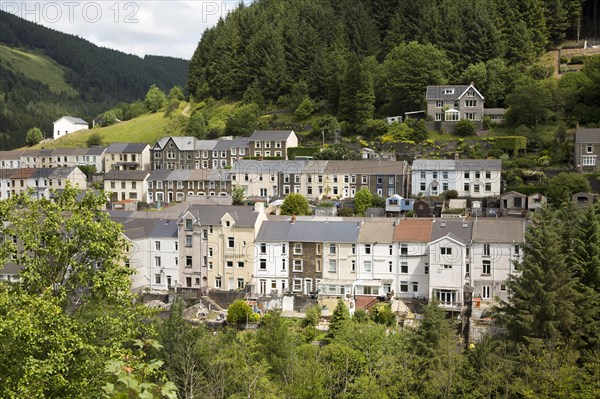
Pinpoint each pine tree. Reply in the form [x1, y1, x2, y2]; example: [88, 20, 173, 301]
[328, 299, 350, 339]
[497, 210, 586, 347]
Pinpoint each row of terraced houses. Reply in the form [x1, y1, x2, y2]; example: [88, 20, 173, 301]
[107, 203, 526, 315]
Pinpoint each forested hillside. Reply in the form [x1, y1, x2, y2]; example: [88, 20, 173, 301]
[0, 10, 189, 150]
[188, 0, 597, 127]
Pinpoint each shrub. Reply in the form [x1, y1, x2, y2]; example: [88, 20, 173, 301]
[444, 190, 458, 199]
[226, 300, 253, 325]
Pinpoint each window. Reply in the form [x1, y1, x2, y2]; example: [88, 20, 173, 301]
[282, 259, 286, 271]
[226, 261, 233, 268]
[388, 261, 393, 273]
[443, 264, 452, 269]
[293, 279, 302, 292]
[467, 90, 475, 97]
[444, 89, 454, 95]
[293, 243, 303, 255]
[260, 259, 267, 270]
[435, 113, 443, 121]
[412, 282, 419, 292]
[441, 247, 452, 255]
[435, 100, 443, 108]
[485, 183, 491, 192]
[474, 184, 480, 193]
[464, 171, 470, 179]
[316, 259, 321, 272]
[442, 183, 449, 191]
[514, 245, 520, 255]
[155, 274, 161, 284]
[186, 256, 192, 268]
[329, 260, 336, 272]
[174, 241, 178, 251]
[482, 260, 491, 275]
[482, 285, 491, 299]
[351, 244, 356, 255]
[425, 264, 429, 274]
[155, 256, 161, 267]
[260, 243, 267, 254]
[215, 277, 222, 289]
[483, 244, 490, 256]
[238, 261, 244, 268]
[465, 112, 476, 120]
[365, 244, 371, 254]
[185, 219, 193, 231]
[351, 260, 356, 272]
[237, 278, 245, 289]
[228, 237, 234, 248]
[363, 260, 372, 272]
[281, 244, 286, 254]
[435, 289, 457, 305]
[463, 183, 470, 192]
[465, 100, 477, 107]
[185, 235, 192, 247]
[329, 244, 336, 254]
[500, 284, 507, 292]
[400, 281, 409, 292]
[400, 244, 408, 255]
[587, 145, 593, 153]
[401, 262, 408, 273]
[420, 182, 426, 191]
[582, 156, 596, 166]
[485, 171, 491, 179]
[155, 241, 160, 251]
[293, 260, 303, 272]
[361, 175, 367, 184]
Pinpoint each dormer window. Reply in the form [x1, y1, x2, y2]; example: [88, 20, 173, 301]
[444, 89, 454, 95]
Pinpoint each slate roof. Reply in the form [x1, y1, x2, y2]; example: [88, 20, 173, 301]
[393, 219, 434, 242]
[0, 150, 24, 159]
[106, 143, 149, 153]
[54, 116, 88, 125]
[48, 167, 79, 179]
[302, 160, 329, 174]
[256, 220, 361, 243]
[430, 219, 473, 244]
[213, 137, 250, 150]
[323, 160, 408, 175]
[472, 219, 526, 243]
[483, 108, 506, 115]
[357, 220, 396, 243]
[184, 205, 260, 227]
[412, 159, 456, 170]
[426, 85, 472, 101]
[455, 159, 501, 171]
[575, 128, 600, 144]
[104, 170, 149, 181]
[249, 130, 295, 141]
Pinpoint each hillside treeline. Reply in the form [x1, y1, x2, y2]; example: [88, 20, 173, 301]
[0, 10, 188, 149]
[187, 0, 593, 121]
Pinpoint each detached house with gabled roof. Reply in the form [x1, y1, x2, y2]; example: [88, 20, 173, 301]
[425, 83, 491, 132]
[53, 116, 89, 140]
[575, 128, 600, 171]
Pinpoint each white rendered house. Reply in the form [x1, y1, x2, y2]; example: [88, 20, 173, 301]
[53, 116, 89, 140]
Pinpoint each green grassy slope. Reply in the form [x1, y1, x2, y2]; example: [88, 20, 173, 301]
[0, 45, 75, 95]
[31, 103, 191, 149]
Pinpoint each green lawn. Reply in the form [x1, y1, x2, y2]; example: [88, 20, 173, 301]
[32, 108, 189, 149]
[0, 45, 76, 95]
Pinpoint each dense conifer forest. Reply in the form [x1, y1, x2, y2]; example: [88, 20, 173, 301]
[0, 10, 189, 150]
[187, 0, 599, 129]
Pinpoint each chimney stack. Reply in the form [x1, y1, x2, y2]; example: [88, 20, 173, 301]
[454, 153, 460, 160]
[290, 215, 296, 224]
